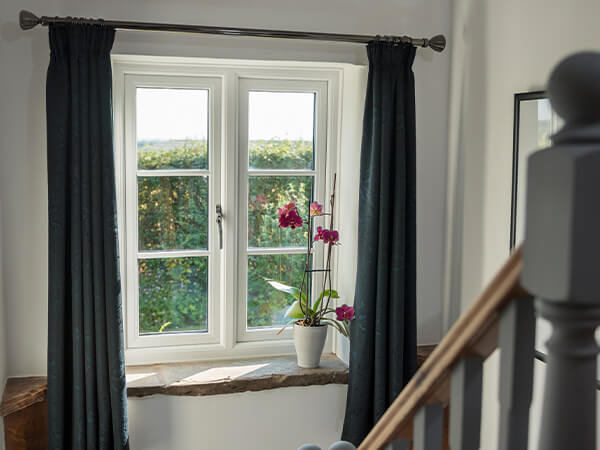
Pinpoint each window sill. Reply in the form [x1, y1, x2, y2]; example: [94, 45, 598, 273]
[126, 353, 348, 398]
[0, 346, 435, 406]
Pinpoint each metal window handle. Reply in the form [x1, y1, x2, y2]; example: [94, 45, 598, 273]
[216, 204, 224, 250]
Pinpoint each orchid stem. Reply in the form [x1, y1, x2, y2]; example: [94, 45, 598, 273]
[320, 174, 337, 318]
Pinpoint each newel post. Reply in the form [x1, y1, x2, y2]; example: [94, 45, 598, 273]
[521, 52, 600, 450]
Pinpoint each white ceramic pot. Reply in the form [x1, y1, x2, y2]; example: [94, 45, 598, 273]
[293, 323, 328, 368]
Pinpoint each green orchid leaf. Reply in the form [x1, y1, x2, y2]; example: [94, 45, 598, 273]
[343, 320, 351, 337]
[284, 301, 306, 319]
[158, 321, 172, 333]
[265, 279, 306, 301]
[321, 318, 348, 337]
[312, 289, 340, 312]
[285, 300, 320, 320]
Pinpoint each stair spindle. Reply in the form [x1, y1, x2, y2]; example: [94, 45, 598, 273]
[384, 441, 410, 450]
[449, 355, 483, 450]
[498, 297, 535, 450]
[413, 403, 444, 450]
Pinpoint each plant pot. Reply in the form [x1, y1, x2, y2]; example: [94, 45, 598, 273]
[293, 323, 328, 368]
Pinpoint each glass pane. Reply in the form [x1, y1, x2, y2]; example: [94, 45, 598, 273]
[138, 176, 208, 251]
[248, 91, 315, 170]
[138, 256, 208, 334]
[247, 253, 307, 329]
[248, 176, 313, 248]
[137, 88, 208, 170]
[514, 98, 563, 246]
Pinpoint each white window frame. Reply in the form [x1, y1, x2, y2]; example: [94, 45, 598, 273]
[237, 78, 328, 342]
[123, 74, 222, 349]
[112, 56, 342, 365]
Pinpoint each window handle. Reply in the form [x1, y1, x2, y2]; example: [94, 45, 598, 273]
[216, 204, 224, 250]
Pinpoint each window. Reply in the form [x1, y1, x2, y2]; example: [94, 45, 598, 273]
[238, 80, 328, 342]
[113, 58, 340, 363]
[122, 76, 222, 350]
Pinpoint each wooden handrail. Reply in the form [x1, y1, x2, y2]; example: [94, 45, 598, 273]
[360, 247, 528, 449]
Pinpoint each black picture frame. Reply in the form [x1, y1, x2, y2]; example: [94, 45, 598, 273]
[510, 90, 548, 250]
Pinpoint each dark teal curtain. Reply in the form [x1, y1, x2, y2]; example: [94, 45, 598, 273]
[342, 42, 417, 445]
[46, 24, 129, 449]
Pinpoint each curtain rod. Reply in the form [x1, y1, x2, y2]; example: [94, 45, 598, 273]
[19, 10, 446, 52]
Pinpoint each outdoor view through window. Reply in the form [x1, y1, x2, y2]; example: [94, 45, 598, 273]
[136, 88, 210, 335]
[135, 87, 316, 335]
[246, 91, 315, 329]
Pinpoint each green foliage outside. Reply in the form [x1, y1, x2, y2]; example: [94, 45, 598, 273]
[139, 257, 208, 333]
[249, 139, 313, 170]
[137, 139, 313, 333]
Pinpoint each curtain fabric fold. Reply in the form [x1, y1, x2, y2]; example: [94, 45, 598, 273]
[46, 24, 129, 450]
[342, 41, 418, 445]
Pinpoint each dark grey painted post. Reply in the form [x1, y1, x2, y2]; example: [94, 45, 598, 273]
[521, 52, 600, 450]
[449, 355, 483, 450]
[413, 403, 444, 450]
[384, 441, 410, 450]
[498, 297, 536, 450]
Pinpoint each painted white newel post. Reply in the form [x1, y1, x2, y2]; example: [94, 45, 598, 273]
[521, 52, 600, 450]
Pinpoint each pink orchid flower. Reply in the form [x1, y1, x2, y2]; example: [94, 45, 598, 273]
[335, 304, 355, 321]
[278, 202, 303, 229]
[309, 202, 323, 217]
[314, 226, 339, 245]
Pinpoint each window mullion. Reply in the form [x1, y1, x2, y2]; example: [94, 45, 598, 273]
[247, 169, 316, 177]
[137, 249, 210, 259]
[246, 246, 307, 255]
[137, 169, 210, 177]
[221, 69, 239, 351]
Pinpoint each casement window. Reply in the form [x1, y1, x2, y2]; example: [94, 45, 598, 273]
[112, 57, 340, 363]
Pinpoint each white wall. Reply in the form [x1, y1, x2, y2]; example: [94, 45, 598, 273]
[128, 385, 347, 450]
[446, 0, 600, 316]
[1, 0, 451, 448]
[446, 0, 600, 448]
[0, 206, 6, 448]
[334, 65, 367, 363]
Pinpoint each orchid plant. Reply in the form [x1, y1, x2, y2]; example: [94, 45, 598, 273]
[267, 175, 355, 337]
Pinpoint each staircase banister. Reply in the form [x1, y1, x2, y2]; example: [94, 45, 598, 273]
[521, 52, 600, 450]
[360, 246, 528, 449]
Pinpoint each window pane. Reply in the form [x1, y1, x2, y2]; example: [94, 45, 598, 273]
[138, 257, 208, 334]
[138, 176, 208, 251]
[247, 254, 307, 329]
[248, 176, 313, 248]
[137, 88, 208, 170]
[248, 91, 315, 170]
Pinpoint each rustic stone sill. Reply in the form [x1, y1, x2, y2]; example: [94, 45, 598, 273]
[0, 346, 435, 410]
[126, 353, 348, 398]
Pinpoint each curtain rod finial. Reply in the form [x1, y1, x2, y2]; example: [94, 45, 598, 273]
[428, 34, 446, 52]
[20, 10, 40, 30]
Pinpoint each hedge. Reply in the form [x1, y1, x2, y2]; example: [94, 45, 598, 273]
[137, 139, 313, 333]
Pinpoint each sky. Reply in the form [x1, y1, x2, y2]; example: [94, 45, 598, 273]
[136, 88, 315, 142]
